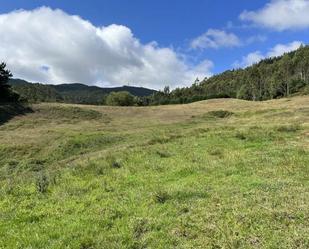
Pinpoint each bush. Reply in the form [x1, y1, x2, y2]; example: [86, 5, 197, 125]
[36, 173, 49, 193]
[105, 91, 135, 106]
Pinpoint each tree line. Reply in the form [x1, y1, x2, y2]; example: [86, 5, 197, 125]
[139, 44, 309, 106]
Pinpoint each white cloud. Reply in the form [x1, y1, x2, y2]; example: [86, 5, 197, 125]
[190, 29, 241, 49]
[233, 41, 303, 68]
[267, 41, 303, 57]
[246, 35, 267, 44]
[233, 51, 264, 68]
[0, 7, 213, 89]
[240, 0, 309, 31]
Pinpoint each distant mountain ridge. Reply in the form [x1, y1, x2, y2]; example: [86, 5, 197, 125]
[9, 79, 156, 104]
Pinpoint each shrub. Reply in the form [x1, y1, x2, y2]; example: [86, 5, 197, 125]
[36, 173, 49, 193]
[106, 91, 135, 106]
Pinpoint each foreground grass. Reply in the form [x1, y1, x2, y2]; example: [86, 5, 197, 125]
[0, 96, 308, 248]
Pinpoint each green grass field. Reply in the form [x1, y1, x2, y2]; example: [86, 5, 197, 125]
[0, 96, 308, 248]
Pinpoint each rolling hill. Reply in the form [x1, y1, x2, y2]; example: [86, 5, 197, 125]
[0, 95, 308, 248]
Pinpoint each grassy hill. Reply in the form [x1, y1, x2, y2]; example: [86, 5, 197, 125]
[9, 79, 156, 104]
[0, 96, 308, 248]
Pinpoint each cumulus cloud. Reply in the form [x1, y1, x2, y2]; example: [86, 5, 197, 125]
[240, 0, 309, 31]
[190, 29, 241, 49]
[233, 51, 264, 68]
[0, 7, 213, 89]
[233, 41, 303, 68]
[267, 41, 303, 57]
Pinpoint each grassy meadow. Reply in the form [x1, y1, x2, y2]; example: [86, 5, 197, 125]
[0, 96, 308, 248]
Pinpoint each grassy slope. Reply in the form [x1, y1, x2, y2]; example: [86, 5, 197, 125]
[0, 96, 308, 248]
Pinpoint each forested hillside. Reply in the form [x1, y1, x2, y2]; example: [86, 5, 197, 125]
[147, 44, 309, 105]
[9, 79, 63, 103]
[9, 80, 156, 104]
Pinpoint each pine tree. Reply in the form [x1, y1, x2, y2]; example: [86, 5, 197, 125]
[0, 62, 14, 102]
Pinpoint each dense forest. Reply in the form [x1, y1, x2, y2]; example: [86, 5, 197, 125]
[144, 44, 309, 105]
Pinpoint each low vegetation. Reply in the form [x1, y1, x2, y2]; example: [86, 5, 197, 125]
[0, 95, 308, 248]
[105, 91, 136, 106]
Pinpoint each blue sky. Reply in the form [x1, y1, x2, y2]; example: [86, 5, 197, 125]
[1, 0, 309, 89]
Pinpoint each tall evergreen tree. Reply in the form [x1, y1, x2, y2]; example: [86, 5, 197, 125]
[0, 62, 18, 102]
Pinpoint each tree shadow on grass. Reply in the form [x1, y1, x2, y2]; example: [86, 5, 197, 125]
[0, 103, 33, 125]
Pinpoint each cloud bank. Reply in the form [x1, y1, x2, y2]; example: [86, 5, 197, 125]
[233, 41, 303, 68]
[0, 7, 213, 89]
[240, 0, 309, 31]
